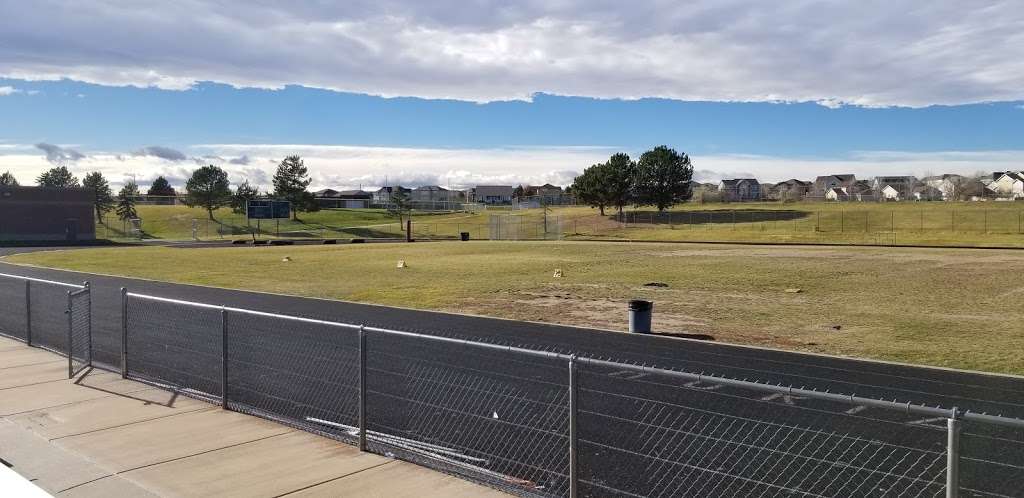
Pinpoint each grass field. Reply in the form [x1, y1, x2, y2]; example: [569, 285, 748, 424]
[95, 204, 471, 240]
[9, 241, 1024, 375]
[96, 202, 1024, 249]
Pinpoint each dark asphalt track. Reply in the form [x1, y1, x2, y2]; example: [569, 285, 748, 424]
[1, 247, 1022, 497]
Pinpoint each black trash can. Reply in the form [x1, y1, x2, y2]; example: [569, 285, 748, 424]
[460, 232, 470, 241]
[629, 300, 653, 333]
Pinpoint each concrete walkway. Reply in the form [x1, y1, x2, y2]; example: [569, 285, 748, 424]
[0, 337, 504, 497]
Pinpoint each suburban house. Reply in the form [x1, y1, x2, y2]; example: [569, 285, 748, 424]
[471, 185, 515, 204]
[773, 179, 811, 201]
[825, 187, 850, 201]
[879, 184, 902, 201]
[373, 186, 411, 203]
[520, 184, 570, 205]
[912, 185, 944, 201]
[314, 189, 373, 208]
[718, 178, 761, 202]
[812, 174, 857, 197]
[872, 176, 918, 200]
[410, 185, 462, 203]
[990, 171, 1024, 200]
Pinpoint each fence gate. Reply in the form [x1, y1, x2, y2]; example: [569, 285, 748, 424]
[67, 285, 92, 378]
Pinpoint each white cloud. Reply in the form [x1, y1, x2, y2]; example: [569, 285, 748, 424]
[1, 1, 1022, 106]
[1, 143, 1018, 190]
[0, 86, 21, 95]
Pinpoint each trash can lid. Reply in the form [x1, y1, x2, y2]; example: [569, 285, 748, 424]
[629, 299, 653, 311]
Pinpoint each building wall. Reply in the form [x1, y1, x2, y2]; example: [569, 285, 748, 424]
[0, 187, 96, 241]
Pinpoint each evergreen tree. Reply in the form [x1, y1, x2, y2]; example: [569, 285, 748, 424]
[0, 171, 18, 186]
[116, 181, 140, 221]
[230, 180, 260, 215]
[272, 155, 312, 220]
[632, 146, 693, 212]
[36, 165, 80, 188]
[82, 171, 116, 221]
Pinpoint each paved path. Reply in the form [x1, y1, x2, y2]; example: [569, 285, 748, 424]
[0, 336, 504, 497]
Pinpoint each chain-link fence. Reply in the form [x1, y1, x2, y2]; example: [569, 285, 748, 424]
[68, 286, 92, 377]
[0, 273, 91, 378]
[117, 291, 1024, 498]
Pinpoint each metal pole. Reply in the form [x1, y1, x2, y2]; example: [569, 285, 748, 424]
[66, 290, 73, 378]
[358, 325, 368, 452]
[120, 287, 128, 378]
[568, 355, 579, 498]
[221, 307, 229, 409]
[947, 407, 961, 498]
[84, 282, 92, 366]
[25, 280, 32, 346]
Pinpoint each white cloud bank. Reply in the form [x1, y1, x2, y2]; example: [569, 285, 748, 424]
[0, 144, 1018, 191]
[1, 1, 1022, 106]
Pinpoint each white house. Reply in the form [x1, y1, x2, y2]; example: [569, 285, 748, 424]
[990, 172, 1024, 200]
[880, 185, 901, 201]
[825, 187, 849, 201]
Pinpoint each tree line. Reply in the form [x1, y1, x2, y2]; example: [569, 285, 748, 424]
[0, 155, 317, 224]
[570, 145, 694, 215]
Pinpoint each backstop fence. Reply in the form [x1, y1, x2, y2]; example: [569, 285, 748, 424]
[115, 291, 1024, 498]
[0, 273, 91, 378]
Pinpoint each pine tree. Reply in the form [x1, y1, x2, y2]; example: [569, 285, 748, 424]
[82, 172, 116, 222]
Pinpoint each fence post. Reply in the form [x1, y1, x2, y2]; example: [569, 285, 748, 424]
[221, 307, 229, 410]
[84, 281, 92, 366]
[947, 407, 961, 498]
[358, 325, 368, 452]
[25, 279, 32, 346]
[66, 290, 73, 378]
[120, 287, 128, 378]
[568, 355, 578, 498]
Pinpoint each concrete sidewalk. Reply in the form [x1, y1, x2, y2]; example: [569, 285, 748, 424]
[0, 337, 504, 497]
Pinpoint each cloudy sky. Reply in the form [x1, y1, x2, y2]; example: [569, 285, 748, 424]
[0, 0, 1022, 189]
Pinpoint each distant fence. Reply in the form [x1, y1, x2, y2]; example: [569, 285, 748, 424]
[0, 273, 91, 378]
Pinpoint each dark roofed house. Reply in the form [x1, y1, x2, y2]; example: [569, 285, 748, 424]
[774, 179, 811, 201]
[718, 178, 761, 202]
[315, 188, 372, 208]
[813, 174, 857, 197]
[373, 186, 411, 204]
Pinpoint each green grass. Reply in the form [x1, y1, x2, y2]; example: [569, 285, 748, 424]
[94, 204, 472, 240]
[93, 201, 1024, 248]
[9, 241, 1024, 375]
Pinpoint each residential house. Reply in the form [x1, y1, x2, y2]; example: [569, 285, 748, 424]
[990, 171, 1024, 200]
[373, 186, 411, 203]
[912, 185, 944, 201]
[871, 176, 918, 200]
[471, 185, 515, 204]
[812, 174, 857, 197]
[314, 189, 372, 208]
[773, 179, 811, 201]
[879, 184, 901, 201]
[718, 178, 761, 202]
[849, 180, 876, 201]
[410, 185, 461, 203]
[825, 187, 849, 201]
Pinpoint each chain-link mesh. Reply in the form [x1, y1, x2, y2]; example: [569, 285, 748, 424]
[125, 295, 223, 401]
[0, 276, 27, 341]
[28, 280, 75, 354]
[225, 310, 360, 441]
[366, 332, 570, 497]
[959, 419, 1024, 497]
[68, 288, 91, 377]
[576, 363, 949, 498]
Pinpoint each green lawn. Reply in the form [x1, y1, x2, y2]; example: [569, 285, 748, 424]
[94, 204, 471, 240]
[9, 241, 1024, 375]
[91, 201, 1024, 248]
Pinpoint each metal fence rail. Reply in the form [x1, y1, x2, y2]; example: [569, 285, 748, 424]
[0, 273, 91, 378]
[117, 291, 1024, 498]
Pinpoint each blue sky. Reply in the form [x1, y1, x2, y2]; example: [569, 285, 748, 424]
[0, 1, 1022, 189]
